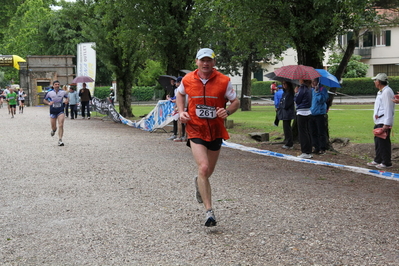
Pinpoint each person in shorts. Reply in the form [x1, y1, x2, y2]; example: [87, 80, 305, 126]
[6, 88, 17, 118]
[176, 48, 240, 227]
[3, 86, 11, 114]
[43, 80, 69, 146]
[18, 88, 27, 114]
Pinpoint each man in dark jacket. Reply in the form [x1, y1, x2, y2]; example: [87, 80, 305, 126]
[79, 83, 92, 119]
[295, 80, 313, 159]
[278, 81, 295, 149]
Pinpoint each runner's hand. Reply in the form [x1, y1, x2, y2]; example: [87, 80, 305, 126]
[179, 111, 191, 123]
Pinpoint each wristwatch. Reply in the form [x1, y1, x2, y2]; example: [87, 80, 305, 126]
[226, 110, 231, 116]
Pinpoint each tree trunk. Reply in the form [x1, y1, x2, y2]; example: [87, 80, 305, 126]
[240, 57, 252, 111]
[296, 45, 324, 68]
[116, 74, 134, 118]
[334, 30, 358, 81]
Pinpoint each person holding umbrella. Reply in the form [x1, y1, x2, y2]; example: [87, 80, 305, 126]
[309, 77, 329, 155]
[79, 83, 92, 119]
[273, 65, 321, 159]
[273, 85, 284, 126]
[278, 81, 295, 149]
[295, 79, 313, 159]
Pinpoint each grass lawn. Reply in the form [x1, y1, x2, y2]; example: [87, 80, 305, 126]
[129, 103, 399, 144]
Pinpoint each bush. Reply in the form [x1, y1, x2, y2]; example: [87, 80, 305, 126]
[338, 76, 399, 95]
[252, 80, 273, 96]
[94, 86, 111, 99]
[132, 86, 156, 101]
[95, 85, 166, 102]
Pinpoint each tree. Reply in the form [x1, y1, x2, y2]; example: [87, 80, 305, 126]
[82, 0, 147, 117]
[133, 0, 202, 76]
[269, 0, 379, 70]
[195, 0, 287, 111]
[46, 0, 114, 85]
[2, 0, 54, 56]
[137, 60, 165, 87]
[328, 54, 369, 78]
[0, 0, 28, 44]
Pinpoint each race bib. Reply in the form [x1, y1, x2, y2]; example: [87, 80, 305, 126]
[8, 97, 15, 100]
[196, 104, 216, 119]
[53, 102, 62, 108]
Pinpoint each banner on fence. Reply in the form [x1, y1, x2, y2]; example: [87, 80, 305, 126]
[92, 97, 121, 123]
[119, 100, 175, 132]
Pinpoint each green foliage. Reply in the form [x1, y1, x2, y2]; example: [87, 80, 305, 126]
[2, 0, 53, 56]
[251, 81, 273, 96]
[133, 0, 200, 76]
[328, 54, 369, 78]
[0, 67, 20, 87]
[339, 77, 399, 95]
[132, 86, 156, 101]
[268, 0, 378, 67]
[94, 86, 111, 99]
[137, 60, 165, 86]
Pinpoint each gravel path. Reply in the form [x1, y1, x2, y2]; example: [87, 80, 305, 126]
[1, 106, 399, 265]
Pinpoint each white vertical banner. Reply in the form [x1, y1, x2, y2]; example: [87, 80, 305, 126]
[77, 42, 96, 95]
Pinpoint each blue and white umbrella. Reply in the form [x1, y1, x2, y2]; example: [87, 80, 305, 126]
[315, 69, 341, 88]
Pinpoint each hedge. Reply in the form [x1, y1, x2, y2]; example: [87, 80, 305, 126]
[95, 76, 399, 101]
[94, 86, 111, 99]
[94, 86, 163, 101]
[252, 76, 399, 96]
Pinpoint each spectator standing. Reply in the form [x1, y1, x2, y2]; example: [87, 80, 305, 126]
[109, 87, 115, 106]
[79, 83, 92, 119]
[278, 81, 295, 149]
[166, 78, 179, 140]
[62, 85, 69, 117]
[270, 82, 277, 100]
[173, 77, 187, 142]
[309, 78, 329, 155]
[68, 87, 79, 119]
[273, 85, 284, 126]
[367, 73, 395, 169]
[295, 79, 313, 159]
[176, 48, 240, 227]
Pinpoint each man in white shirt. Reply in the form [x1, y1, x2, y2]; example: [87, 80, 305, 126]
[367, 73, 395, 169]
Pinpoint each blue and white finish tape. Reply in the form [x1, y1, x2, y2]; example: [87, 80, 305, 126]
[222, 141, 399, 181]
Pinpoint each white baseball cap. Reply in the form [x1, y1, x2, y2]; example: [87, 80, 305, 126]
[196, 48, 216, 60]
[371, 73, 388, 82]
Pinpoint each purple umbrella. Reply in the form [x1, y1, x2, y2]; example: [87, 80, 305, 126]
[72, 76, 95, 83]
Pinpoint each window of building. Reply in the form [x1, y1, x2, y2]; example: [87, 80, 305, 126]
[374, 30, 391, 47]
[374, 64, 399, 76]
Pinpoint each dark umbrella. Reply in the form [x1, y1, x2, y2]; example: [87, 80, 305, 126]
[72, 76, 95, 83]
[179, 69, 192, 75]
[157, 75, 177, 95]
[264, 72, 300, 85]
